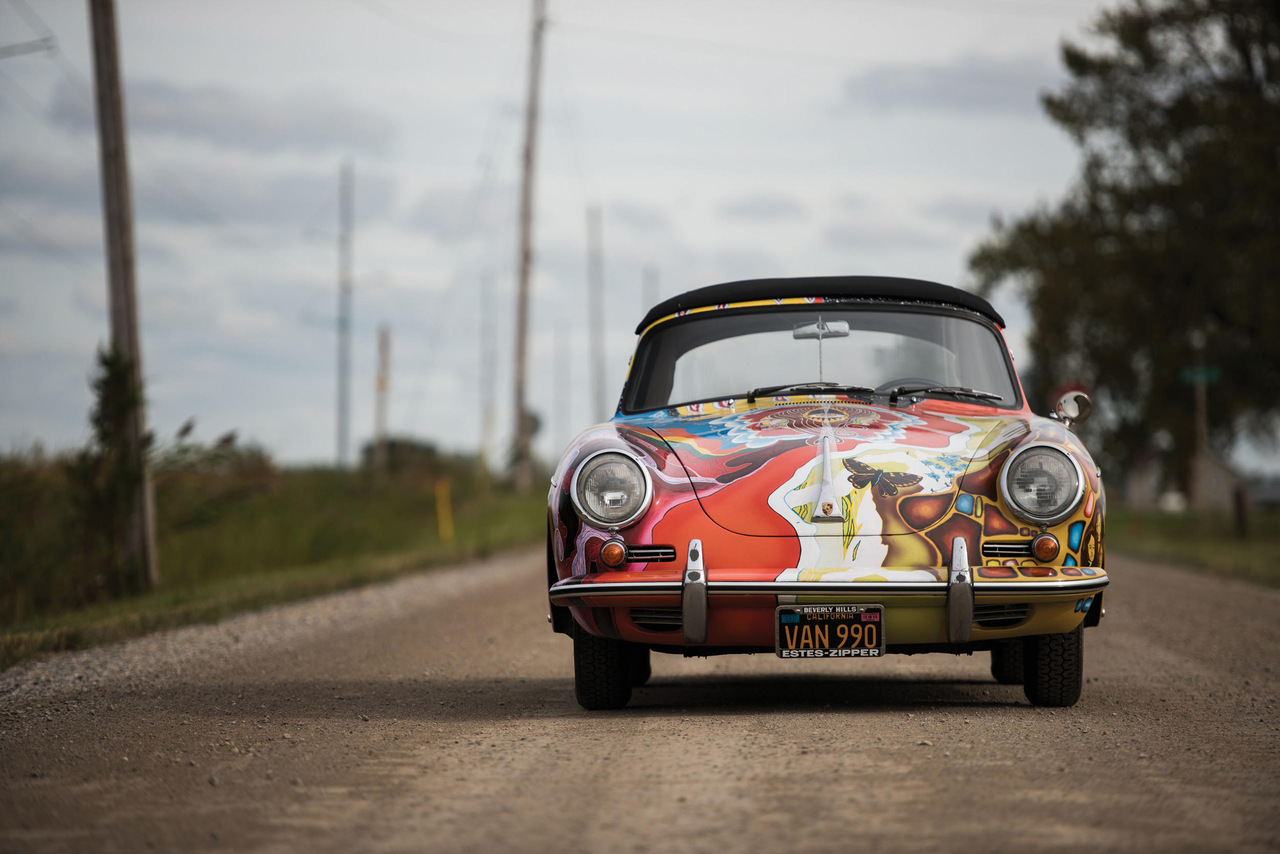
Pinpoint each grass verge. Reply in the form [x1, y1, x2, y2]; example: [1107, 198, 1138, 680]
[1, 490, 545, 672]
[1107, 506, 1280, 587]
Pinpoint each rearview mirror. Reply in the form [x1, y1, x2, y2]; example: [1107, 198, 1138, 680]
[793, 318, 849, 340]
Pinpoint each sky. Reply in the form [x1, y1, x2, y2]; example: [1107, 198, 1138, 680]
[1, 0, 1276, 474]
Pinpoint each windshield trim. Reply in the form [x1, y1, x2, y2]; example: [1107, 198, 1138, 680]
[619, 303, 1023, 415]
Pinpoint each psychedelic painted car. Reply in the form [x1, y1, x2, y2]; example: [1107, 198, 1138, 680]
[547, 276, 1106, 709]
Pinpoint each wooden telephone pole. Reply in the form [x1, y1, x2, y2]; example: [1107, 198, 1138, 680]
[337, 159, 354, 468]
[88, 0, 157, 588]
[511, 0, 546, 493]
[586, 205, 606, 423]
[374, 324, 390, 473]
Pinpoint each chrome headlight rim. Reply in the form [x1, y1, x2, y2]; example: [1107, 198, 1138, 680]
[568, 449, 654, 529]
[999, 442, 1086, 527]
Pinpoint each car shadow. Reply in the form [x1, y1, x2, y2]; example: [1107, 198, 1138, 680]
[139, 670, 1023, 729]
[628, 672, 1024, 714]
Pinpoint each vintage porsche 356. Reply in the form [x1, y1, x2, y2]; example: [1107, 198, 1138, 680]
[546, 276, 1105, 709]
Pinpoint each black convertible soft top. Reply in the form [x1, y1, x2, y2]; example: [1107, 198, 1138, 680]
[635, 276, 1005, 333]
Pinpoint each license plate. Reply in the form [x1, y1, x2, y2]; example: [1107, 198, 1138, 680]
[775, 604, 884, 658]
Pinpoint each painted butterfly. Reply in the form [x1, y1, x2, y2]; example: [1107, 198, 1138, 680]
[843, 458, 922, 496]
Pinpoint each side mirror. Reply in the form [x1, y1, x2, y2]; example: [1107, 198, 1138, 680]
[1053, 391, 1093, 430]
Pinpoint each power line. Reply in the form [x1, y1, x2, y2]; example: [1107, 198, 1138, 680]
[342, 0, 474, 42]
[5, 0, 52, 40]
[3, 0, 308, 242]
[553, 0, 1092, 66]
[543, 19, 598, 207]
[45, 45, 228, 228]
[400, 16, 530, 448]
[0, 36, 54, 59]
[0, 199, 102, 268]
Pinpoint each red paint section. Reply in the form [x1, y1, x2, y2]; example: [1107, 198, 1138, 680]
[983, 508, 1020, 536]
[925, 514, 982, 562]
[959, 450, 1008, 500]
[900, 493, 953, 529]
[978, 564, 1018, 578]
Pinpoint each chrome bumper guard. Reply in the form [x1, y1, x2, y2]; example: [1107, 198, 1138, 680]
[682, 538, 707, 645]
[947, 537, 973, 643]
[548, 537, 1109, 612]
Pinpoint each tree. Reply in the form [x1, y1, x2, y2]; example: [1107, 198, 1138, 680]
[68, 346, 151, 599]
[969, 0, 1280, 486]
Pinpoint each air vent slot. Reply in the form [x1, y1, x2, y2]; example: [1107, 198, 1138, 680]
[981, 541, 1033, 559]
[974, 603, 1030, 629]
[629, 607, 682, 633]
[626, 545, 677, 563]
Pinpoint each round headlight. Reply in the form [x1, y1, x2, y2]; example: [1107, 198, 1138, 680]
[570, 451, 652, 528]
[1000, 444, 1085, 525]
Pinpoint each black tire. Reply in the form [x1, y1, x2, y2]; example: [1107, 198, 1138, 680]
[628, 644, 652, 687]
[990, 641, 1024, 685]
[1022, 625, 1084, 707]
[573, 626, 633, 710]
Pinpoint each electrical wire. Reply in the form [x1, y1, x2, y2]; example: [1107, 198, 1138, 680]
[0, 198, 102, 268]
[554, 0, 1092, 66]
[342, 0, 473, 42]
[399, 12, 530, 451]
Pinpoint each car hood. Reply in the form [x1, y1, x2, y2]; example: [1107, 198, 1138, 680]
[619, 399, 1033, 538]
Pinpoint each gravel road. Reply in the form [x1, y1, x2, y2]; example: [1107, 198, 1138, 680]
[2, 549, 1278, 853]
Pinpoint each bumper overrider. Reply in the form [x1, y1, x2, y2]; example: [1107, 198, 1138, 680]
[549, 537, 1108, 650]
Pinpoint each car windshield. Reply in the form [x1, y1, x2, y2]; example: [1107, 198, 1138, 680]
[623, 305, 1020, 411]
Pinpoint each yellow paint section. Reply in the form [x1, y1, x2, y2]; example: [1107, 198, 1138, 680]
[639, 297, 831, 338]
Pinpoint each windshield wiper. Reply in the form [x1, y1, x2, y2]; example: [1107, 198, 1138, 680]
[746, 382, 875, 404]
[923, 386, 1004, 401]
[888, 384, 1004, 405]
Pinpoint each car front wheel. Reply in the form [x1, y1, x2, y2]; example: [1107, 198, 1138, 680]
[629, 644, 652, 687]
[1022, 625, 1084, 707]
[573, 626, 633, 710]
[990, 641, 1024, 685]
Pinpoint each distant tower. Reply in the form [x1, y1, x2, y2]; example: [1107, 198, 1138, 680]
[337, 158, 354, 468]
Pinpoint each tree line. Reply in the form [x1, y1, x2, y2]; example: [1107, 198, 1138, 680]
[969, 0, 1279, 490]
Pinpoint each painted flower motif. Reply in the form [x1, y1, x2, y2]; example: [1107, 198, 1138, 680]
[713, 403, 913, 449]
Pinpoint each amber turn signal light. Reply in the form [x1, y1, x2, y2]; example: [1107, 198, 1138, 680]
[1031, 533, 1060, 562]
[599, 538, 627, 568]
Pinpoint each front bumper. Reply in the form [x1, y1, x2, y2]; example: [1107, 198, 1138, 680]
[550, 538, 1108, 649]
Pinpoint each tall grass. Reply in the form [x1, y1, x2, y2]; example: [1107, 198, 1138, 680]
[1, 440, 546, 630]
[0, 448, 90, 621]
[1107, 506, 1280, 587]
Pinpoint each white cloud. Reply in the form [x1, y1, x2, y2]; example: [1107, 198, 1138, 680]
[8, 0, 1204, 467]
[49, 79, 396, 155]
[844, 55, 1062, 117]
[718, 195, 806, 222]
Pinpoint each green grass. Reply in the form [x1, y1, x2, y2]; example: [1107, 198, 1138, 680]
[154, 465, 522, 587]
[1, 445, 548, 671]
[1, 489, 545, 671]
[1107, 506, 1280, 587]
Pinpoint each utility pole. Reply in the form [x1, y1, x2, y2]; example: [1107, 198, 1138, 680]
[337, 158, 354, 468]
[478, 273, 497, 482]
[374, 323, 390, 474]
[554, 326, 570, 454]
[511, 0, 546, 493]
[88, 0, 157, 589]
[586, 204, 606, 423]
[643, 265, 659, 313]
